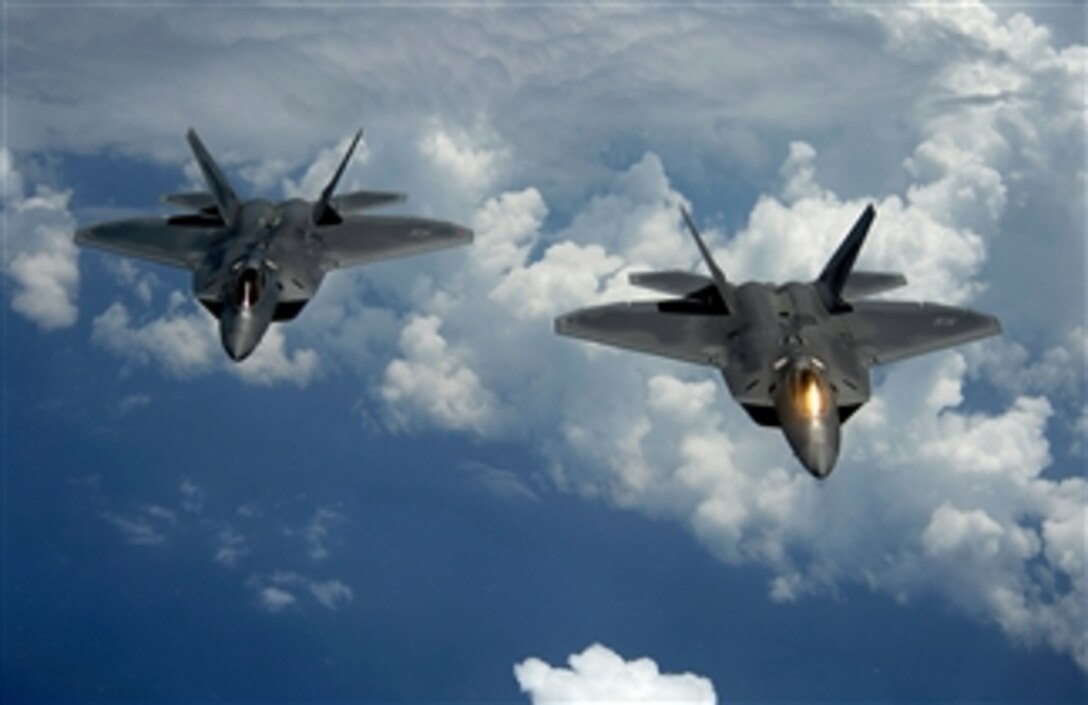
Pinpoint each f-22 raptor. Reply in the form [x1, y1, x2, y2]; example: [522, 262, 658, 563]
[77, 130, 472, 361]
[556, 205, 1001, 478]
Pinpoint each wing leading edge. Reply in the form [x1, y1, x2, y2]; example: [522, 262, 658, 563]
[555, 302, 733, 367]
[846, 300, 1001, 366]
[76, 218, 218, 270]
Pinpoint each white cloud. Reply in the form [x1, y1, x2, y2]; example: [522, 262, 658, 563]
[922, 503, 1008, 558]
[418, 122, 506, 203]
[287, 507, 344, 562]
[100, 512, 167, 546]
[380, 314, 498, 435]
[257, 586, 297, 613]
[461, 461, 541, 503]
[308, 579, 354, 610]
[115, 393, 152, 417]
[105, 257, 159, 307]
[248, 571, 354, 613]
[2, 149, 79, 329]
[515, 644, 717, 705]
[215, 527, 250, 568]
[91, 298, 219, 377]
[179, 478, 205, 514]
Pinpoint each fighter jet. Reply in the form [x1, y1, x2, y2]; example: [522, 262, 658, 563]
[77, 129, 472, 361]
[555, 205, 1001, 478]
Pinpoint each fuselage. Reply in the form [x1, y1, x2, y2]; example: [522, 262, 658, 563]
[192, 199, 326, 361]
[720, 281, 871, 478]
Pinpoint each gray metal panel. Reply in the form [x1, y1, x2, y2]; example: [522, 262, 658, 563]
[847, 300, 1002, 366]
[555, 302, 733, 367]
[161, 191, 217, 211]
[842, 271, 907, 299]
[330, 190, 407, 212]
[76, 219, 216, 270]
[318, 215, 473, 270]
[628, 270, 714, 297]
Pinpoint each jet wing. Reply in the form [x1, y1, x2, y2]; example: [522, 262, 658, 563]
[76, 218, 218, 270]
[555, 302, 732, 367]
[317, 215, 473, 270]
[846, 301, 1001, 366]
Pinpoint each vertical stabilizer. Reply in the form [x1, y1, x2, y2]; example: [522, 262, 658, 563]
[312, 129, 363, 226]
[816, 204, 876, 311]
[185, 129, 241, 227]
[680, 206, 732, 313]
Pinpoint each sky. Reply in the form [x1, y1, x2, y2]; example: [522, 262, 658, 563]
[2, 1, 1086, 703]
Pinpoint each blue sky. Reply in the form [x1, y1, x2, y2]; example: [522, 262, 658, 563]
[3, 2, 1086, 703]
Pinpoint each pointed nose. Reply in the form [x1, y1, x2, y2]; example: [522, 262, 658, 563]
[799, 441, 838, 479]
[780, 411, 841, 479]
[220, 315, 263, 362]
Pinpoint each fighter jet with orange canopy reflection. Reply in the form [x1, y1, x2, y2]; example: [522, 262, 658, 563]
[555, 205, 1000, 478]
[77, 129, 472, 361]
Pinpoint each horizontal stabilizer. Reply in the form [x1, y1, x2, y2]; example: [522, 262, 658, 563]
[628, 270, 714, 297]
[330, 190, 407, 212]
[161, 191, 218, 212]
[842, 271, 907, 300]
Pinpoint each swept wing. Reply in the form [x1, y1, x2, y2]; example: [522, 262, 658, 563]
[76, 219, 218, 270]
[318, 215, 473, 270]
[555, 302, 733, 367]
[847, 300, 1001, 366]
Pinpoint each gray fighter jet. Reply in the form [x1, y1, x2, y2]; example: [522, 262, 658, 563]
[555, 205, 1000, 478]
[77, 130, 472, 361]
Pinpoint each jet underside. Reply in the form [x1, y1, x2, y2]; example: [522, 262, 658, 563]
[555, 205, 1001, 478]
[76, 129, 474, 361]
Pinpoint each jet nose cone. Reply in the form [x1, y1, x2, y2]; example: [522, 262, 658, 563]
[221, 316, 262, 362]
[800, 445, 838, 479]
[225, 341, 254, 362]
[223, 334, 257, 362]
[779, 407, 841, 478]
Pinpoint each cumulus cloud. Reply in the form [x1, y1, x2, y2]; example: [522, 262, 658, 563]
[11, 0, 1085, 672]
[515, 644, 717, 705]
[2, 149, 79, 329]
[380, 315, 497, 435]
[91, 296, 219, 377]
